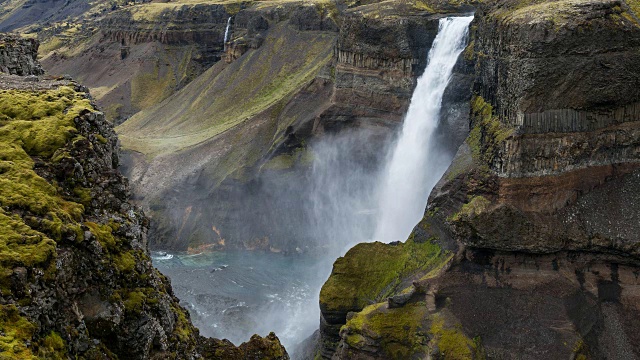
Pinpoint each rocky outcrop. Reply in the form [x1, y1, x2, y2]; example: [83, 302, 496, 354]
[0, 34, 43, 75]
[317, 0, 640, 358]
[0, 38, 288, 359]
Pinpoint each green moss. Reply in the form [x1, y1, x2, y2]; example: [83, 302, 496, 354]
[429, 316, 477, 360]
[0, 305, 36, 359]
[320, 239, 447, 312]
[114, 251, 136, 272]
[171, 303, 195, 343]
[0, 87, 92, 158]
[73, 187, 92, 207]
[449, 196, 491, 222]
[123, 290, 146, 314]
[0, 86, 92, 260]
[344, 303, 430, 359]
[84, 221, 120, 250]
[468, 96, 514, 166]
[0, 84, 144, 319]
[37, 331, 67, 359]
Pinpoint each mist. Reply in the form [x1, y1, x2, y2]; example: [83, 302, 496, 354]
[152, 15, 474, 356]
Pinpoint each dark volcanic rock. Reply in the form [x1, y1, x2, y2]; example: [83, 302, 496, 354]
[0, 34, 43, 75]
[0, 37, 288, 359]
[318, 0, 640, 359]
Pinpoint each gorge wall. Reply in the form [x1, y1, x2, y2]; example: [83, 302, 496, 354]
[316, 0, 640, 358]
[8, 0, 640, 358]
[37, 1, 233, 124]
[0, 34, 288, 360]
[115, 0, 474, 253]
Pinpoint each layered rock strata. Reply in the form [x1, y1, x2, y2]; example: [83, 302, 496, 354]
[317, 0, 640, 358]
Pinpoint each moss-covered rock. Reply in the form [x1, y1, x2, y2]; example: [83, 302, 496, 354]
[319, 238, 450, 358]
[339, 303, 430, 359]
[320, 239, 446, 314]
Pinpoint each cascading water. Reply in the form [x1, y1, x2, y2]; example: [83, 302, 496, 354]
[152, 15, 474, 354]
[223, 17, 232, 51]
[374, 16, 474, 242]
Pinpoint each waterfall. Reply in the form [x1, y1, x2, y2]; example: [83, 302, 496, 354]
[374, 16, 474, 242]
[223, 17, 232, 51]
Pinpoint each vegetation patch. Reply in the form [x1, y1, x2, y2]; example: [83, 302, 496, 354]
[468, 96, 514, 167]
[37, 331, 67, 359]
[0, 87, 92, 295]
[429, 315, 480, 360]
[320, 239, 448, 312]
[344, 303, 430, 359]
[0, 305, 36, 359]
[449, 196, 491, 222]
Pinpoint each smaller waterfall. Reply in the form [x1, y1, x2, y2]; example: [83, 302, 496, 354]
[223, 17, 232, 51]
[374, 16, 474, 243]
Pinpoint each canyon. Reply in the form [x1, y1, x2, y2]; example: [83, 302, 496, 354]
[0, 0, 639, 358]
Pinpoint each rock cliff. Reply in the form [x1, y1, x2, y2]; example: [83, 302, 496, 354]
[317, 0, 640, 358]
[0, 35, 43, 76]
[32, 1, 233, 124]
[114, 0, 473, 253]
[0, 34, 288, 360]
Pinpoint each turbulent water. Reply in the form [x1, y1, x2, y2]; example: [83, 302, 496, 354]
[374, 16, 474, 242]
[153, 251, 327, 349]
[154, 15, 473, 354]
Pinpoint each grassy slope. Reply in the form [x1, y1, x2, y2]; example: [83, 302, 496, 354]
[116, 23, 335, 157]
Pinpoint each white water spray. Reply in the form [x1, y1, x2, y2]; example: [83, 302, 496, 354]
[223, 17, 232, 51]
[374, 16, 474, 242]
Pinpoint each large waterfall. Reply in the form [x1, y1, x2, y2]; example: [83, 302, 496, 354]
[153, 15, 474, 353]
[374, 16, 474, 242]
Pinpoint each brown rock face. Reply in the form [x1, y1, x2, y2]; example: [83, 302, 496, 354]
[319, 0, 640, 359]
[445, 0, 640, 255]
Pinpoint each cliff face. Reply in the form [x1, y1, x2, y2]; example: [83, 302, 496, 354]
[0, 35, 43, 76]
[0, 35, 288, 360]
[36, 1, 232, 124]
[115, 0, 473, 253]
[318, 0, 640, 359]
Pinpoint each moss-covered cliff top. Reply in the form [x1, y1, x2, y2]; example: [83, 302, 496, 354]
[0, 75, 203, 358]
[320, 239, 447, 312]
[481, 0, 640, 27]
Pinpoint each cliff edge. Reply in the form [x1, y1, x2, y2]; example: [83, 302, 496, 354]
[317, 0, 640, 358]
[0, 34, 288, 359]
